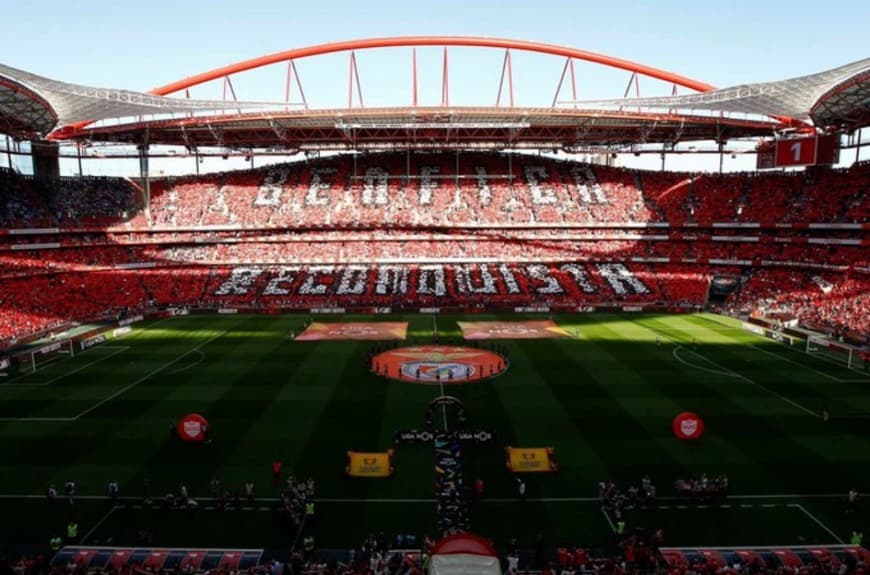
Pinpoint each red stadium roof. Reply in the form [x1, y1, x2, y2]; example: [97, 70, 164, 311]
[0, 38, 866, 147]
[149, 36, 717, 97]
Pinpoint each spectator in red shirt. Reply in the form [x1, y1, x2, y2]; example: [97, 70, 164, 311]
[271, 460, 282, 484]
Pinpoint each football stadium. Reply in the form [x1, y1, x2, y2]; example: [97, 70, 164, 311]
[0, 3, 868, 574]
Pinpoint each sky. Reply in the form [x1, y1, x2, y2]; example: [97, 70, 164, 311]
[2, 0, 868, 175]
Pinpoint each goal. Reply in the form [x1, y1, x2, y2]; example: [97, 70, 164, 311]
[806, 335, 867, 371]
[18, 339, 75, 375]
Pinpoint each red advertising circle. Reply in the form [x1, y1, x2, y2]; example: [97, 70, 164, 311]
[672, 411, 704, 440]
[177, 413, 209, 442]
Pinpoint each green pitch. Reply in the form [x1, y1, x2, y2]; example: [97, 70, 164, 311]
[0, 313, 867, 550]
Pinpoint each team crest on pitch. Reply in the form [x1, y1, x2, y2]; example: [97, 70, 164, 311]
[680, 419, 698, 436]
[400, 361, 475, 382]
[372, 345, 507, 384]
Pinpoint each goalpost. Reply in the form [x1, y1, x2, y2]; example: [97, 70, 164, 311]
[20, 339, 75, 374]
[806, 335, 867, 371]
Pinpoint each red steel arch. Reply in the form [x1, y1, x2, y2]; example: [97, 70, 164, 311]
[151, 36, 716, 97]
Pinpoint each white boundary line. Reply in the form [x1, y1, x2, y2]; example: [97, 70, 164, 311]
[672, 346, 737, 378]
[73, 332, 225, 420]
[691, 314, 870, 380]
[1, 347, 130, 387]
[772, 341, 870, 381]
[788, 503, 844, 544]
[164, 349, 206, 375]
[0, 332, 225, 423]
[437, 380, 449, 431]
[671, 344, 819, 418]
[749, 344, 870, 384]
[601, 507, 616, 532]
[431, 314, 449, 431]
[685, 318, 870, 416]
[655, 326, 747, 333]
[80, 505, 118, 544]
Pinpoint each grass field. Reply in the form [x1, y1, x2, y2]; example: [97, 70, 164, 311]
[0, 312, 868, 551]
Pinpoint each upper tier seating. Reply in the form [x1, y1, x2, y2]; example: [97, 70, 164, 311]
[1, 154, 867, 229]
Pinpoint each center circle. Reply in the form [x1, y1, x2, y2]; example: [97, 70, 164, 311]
[371, 345, 508, 384]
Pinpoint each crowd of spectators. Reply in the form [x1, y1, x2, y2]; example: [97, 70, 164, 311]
[1, 154, 867, 230]
[126, 156, 870, 228]
[0, 155, 867, 348]
[725, 270, 870, 342]
[2, 263, 868, 349]
[0, 263, 713, 349]
[0, 169, 139, 228]
[0, 238, 864, 279]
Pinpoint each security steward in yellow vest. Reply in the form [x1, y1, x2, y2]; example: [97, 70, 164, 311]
[66, 521, 78, 543]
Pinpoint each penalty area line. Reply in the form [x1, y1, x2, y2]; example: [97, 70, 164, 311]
[0, 332, 225, 423]
[1, 346, 130, 387]
[749, 344, 870, 384]
[164, 349, 207, 375]
[601, 507, 616, 532]
[80, 505, 118, 544]
[788, 503, 844, 544]
[672, 346, 736, 378]
[669, 343, 819, 418]
[74, 331, 226, 420]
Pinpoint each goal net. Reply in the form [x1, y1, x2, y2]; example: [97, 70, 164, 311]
[806, 336, 868, 371]
[19, 339, 75, 375]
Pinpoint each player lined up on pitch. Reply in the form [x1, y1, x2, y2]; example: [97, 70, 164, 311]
[599, 476, 658, 519]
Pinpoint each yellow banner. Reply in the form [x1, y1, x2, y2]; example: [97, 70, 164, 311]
[346, 450, 394, 478]
[506, 447, 557, 473]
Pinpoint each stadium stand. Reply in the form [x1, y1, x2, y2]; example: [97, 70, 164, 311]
[0, 153, 868, 348]
[1, 154, 868, 229]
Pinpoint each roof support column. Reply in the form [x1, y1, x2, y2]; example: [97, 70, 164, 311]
[138, 144, 151, 225]
[455, 148, 460, 189]
[412, 48, 418, 107]
[441, 47, 449, 107]
[4, 135, 12, 171]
